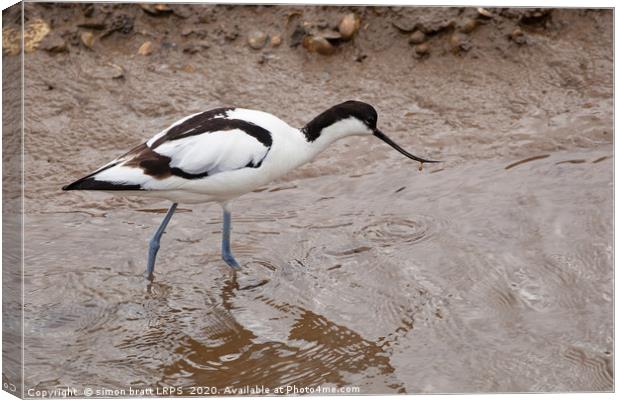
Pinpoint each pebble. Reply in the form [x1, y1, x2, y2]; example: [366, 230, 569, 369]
[450, 33, 471, 52]
[459, 18, 478, 34]
[477, 8, 494, 19]
[270, 35, 282, 47]
[107, 64, 125, 79]
[80, 31, 95, 49]
[154, 4, 171, 12]
[88, 62, 124, 79]
[303, 35, 335, 55]
[138, 41, 153, 55]
[23, 19, 50, 53]
[511, 28, 526, 45]
[181, 27, 194, 37]
[414, 43, 430, 56]
[391, 19, 416, 33]
[40, 34, 68, 53]
[338, 13, 360, 40]
[247, 31, 268, 50]
[172, 5, 193, 19]
[408, 30, 426, 45]
[140, 4, 172, 16]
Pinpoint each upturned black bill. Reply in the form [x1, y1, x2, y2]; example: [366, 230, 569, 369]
[373, 130, 439, 164]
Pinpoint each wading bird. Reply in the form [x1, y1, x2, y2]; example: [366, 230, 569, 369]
[64, 101, 438, 279]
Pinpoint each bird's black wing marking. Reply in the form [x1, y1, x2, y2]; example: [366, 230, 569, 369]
[150, 107, 272, 150]
[63, 108, 275, 191]
[148, 108, 274, 177]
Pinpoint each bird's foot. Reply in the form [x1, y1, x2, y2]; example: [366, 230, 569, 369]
[222, 254, 241, 270]
[143, 270, 155, 281]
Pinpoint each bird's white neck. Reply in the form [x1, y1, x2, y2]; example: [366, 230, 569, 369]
[300, 117, 370, 157]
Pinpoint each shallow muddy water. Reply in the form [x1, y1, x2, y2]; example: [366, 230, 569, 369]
[5, 4, 613, 395]
[23, 150, 612, 393]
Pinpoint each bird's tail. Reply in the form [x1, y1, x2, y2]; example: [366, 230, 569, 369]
[63, 162, 143, 191]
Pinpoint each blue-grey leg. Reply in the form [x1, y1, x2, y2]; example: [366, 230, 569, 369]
[145, 203, 178, 279]
[221, 207, 240, 270]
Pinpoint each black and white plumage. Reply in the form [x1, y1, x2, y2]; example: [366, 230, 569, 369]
[64, 107, 277, 202]
[64, 100, 438, 278]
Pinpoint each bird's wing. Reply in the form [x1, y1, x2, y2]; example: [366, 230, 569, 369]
[63, 108, 273, 191]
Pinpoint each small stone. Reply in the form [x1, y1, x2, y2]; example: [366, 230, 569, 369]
[137, 41, 153, 55]
[459, 18, 478, 33]
[140, 4, 172, 15]
[80, 31, 95, 49]
[23, 19, 50, 53]
[510, 28, 526, 45]
[172, 5, 193, 19]
[477, 8, 494, 18]
[270, 34, 282, 47]
[40, 34, 68, 53]
[391, 18, 416, 33]
[247, 31, 268, 50]
[108, 64, 124, 79]
[154, 4, 171, 13]
[181, 27, 194, 36]
[303, 35, 335, 55]
[88, 62, 124, 79]
[450, 33, 471, 52]
[338, 13, 360, 40]
[449, 33, 461, 48]
[140, 4, 155, 14]
[414, 43, 430, 56]
[408, 30, 426, 45]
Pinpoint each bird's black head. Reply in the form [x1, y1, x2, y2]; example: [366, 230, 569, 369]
[302, 100, 378, 142]
[303, 100, 439, 165]
[336, 100, 379, 130]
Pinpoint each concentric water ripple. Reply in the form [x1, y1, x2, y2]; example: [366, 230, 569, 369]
[357, 215, 439, 247]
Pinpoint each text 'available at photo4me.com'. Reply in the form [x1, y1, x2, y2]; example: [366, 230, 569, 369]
[25, 385, 362, 397]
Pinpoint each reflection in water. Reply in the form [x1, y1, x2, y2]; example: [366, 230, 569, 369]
[146, 276, 404, 391]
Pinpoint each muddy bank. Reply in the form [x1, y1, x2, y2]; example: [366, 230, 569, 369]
[2, 4, 613, 394]
[1, 4, 611, 213]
